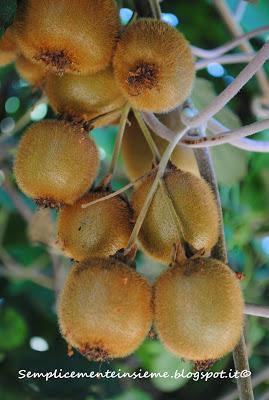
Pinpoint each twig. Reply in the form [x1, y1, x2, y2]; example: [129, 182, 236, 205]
[213, 0, 269, 99]
[2, 177, 32, 223]
[191, 26, 269, 59]
[81, 167, 158, 209]
[107, 104, 131, 178]
[245, 304, 269, 318]
[195, 53, 254, 70]
[134, 110, 161, 162]
[217, 365, 269, 400]
[142, 112, 269, 148]
[124, 127, 188, 254]
[234, 0, 247, 22]
[207, 117, 269, 152]
[182, 41, 269, 127]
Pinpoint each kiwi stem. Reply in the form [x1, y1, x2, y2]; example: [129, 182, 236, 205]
[81, 167, 158, 209]
[124, 126, 188, 254]
[133, 0, 161, 19]
[106, 103, 131, 180]
[132, 111, 185, 249]
[133, 110, 161, 163]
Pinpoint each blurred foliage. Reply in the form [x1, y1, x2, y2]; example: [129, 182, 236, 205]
[0, 0, 269, 399]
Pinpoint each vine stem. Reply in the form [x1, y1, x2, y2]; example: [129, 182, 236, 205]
[195, 52, 254, 70]
[213, 0, 269, 99]
[133, 110, 161, 162]
[142, 111, 269, 149]
[191, 25, 269, 59]
[107, 104, 131, 178]
[245, 304, 269, 318]
[207, 118, 269, 152]
[124, 127, 188, 254]
[192, 127, 253, 400]
[182, 40, 269, 128]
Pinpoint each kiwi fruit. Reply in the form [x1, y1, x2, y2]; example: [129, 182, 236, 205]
[132, 169, 219, 263]
[58, 258, 153, 361]
[13, 0, 120, 74]
[45, 67, 126, 128]
[14, 120, 99, 207]
[0, 27, 18, 66]
[122, 112, 200, 180]
[154, 257, 244, 360]
[57, 191, 133, 261]
[16, 55, 46, 86]
[113, 19, 194, 112]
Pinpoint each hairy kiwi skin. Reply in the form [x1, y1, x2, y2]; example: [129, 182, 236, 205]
[58, 258, 153, 361]
[0, 27, 18, 66]
[45, 68, 126, 128]
[122, 112, 200, 180]
[132, 169, 219, 264]
[16, 55, 46, 86]
[154, 258, 244, 360]
[13, 0, 120, 75]
[113, 19, 194, 112]
[57, 192, 133, 261]
[14, 120, 99, 207]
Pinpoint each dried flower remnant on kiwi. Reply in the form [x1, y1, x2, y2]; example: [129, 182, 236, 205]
[127, 62, 159, 96]
[113, 19, 194, 112]
[13, 0, 120, 75]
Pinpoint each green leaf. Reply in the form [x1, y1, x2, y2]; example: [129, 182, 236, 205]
[192, 78, 249, 186]
[0, 307, 28, 350]
[108, 388, 152, 400]
[137, 340, 192, 392]
[0, 0, 17, 37]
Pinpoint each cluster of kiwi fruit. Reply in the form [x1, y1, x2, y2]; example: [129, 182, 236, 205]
[1, 0, 244, 363]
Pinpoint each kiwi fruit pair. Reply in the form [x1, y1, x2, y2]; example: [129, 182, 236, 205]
[14, 120, 99, 208]
[132, 168, 219, 264]
[13, 0, 120, 75]
[154, 257, 244, 361]
[58, 257, 244, 362]
[58, 257, 152, 361]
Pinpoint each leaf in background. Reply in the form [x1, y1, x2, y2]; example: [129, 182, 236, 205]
[192, 78, 249, 186]
[107, 389, 152, 400]
[0, 0, 17, 37]
[0, 307, 27, 350]
[137, 340, 192, 392]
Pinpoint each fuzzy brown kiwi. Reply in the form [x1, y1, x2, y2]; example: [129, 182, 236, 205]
[14, 120, 99, 208]
[122, 111, 200, 180]
[58, 258, 153, 361]
[0, 27, 18, 66]
[13, 0, 120, 75]
[45, 67, 126, 128]
[131, 169, 219, 264]
[154, 257, 244, 360]
[57, 191, 133, 261]
[16, 55, 46, 86]
[113, 19, 194, 112]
